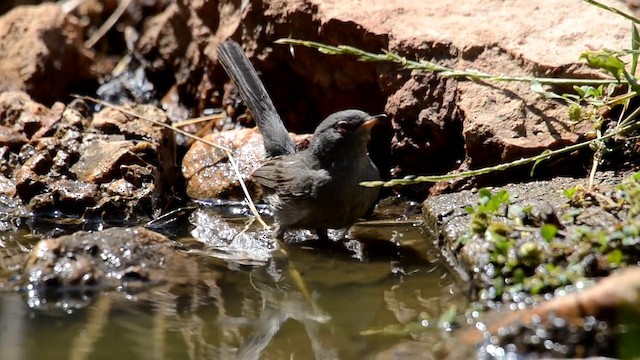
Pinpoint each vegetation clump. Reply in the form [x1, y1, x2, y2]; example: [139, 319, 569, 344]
[457, 171, 640, 305]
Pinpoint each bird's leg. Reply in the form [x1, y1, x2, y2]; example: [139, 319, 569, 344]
[315, 228, 329, 242]
[273, 224, 285, 240]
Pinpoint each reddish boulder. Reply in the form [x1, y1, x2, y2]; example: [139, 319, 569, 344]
[0, 4, 93, 104]
[138, 0, 631, 192]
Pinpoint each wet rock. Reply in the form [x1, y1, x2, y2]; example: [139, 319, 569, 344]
[423, 172, 633, 303]
[182, 127, 311, 200]
[0, 4, 93, 104]
[0, 126, 28, 149]
[0, 174, 16, 197]
[22, 227, 175, 298]
[461, 266, 640, 358]
[0, 92, 176, 223]
[71, 138, 155, 184]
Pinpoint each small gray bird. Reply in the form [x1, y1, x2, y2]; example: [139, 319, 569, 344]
[217, 40, 384, 241]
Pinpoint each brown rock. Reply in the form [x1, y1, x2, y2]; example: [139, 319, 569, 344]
[14, 151, 51, 201]
[0, 4, 93, 104]
[0, 174, 15, 197]
[461, 266, 640, 345]
[0, 125, 28, 149]
[91, 105, 170, 145]
[182, 127, 311, 200]
[24, 227, 173, 289]
[0, 91, 55, 137]
[49, 179, 98, 210]
[70, 139, 155, 184]
[0, 92, 176, 222]
[90, 104, 178, 195]
[139, 0, 631, 191]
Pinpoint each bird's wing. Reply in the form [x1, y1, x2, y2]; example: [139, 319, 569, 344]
[252, 156, 330, 200]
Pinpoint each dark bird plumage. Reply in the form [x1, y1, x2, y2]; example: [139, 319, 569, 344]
[217, 40, 384, 240]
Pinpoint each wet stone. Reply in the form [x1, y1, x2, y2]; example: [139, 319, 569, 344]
[70, 139, 153, 184]
[23, 227, 174, 293]
[422, 173, 630, 303]
[0, 92, 176, 224]
[0, 125, 28, 149]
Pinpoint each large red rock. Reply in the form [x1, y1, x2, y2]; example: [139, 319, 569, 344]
[0, 4, 93, 104]
[139, 0, 631, 194]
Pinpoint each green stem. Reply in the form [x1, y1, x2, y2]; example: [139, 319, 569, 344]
[362, 120, 640, 187]
[581, 0, 640, 24]
[276, 39, 623, 86]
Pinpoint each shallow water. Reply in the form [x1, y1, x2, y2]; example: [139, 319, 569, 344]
[0, 204, 467, 360]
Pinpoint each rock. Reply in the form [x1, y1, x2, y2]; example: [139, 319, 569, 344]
[422, 171, 633, 302]
[460, 266, 640, 358]
[90, 105, 169, 144]
[136, 0, 631, 191]
[0, 92, 177, 223]
[182, 127, 311, 200]
[0, 174, 16, 197]
[21, 227, 193, 309]
[0, 126, 28, 149]
[0, 4, 93, 104]
[0, 91, 58, 137]
[71, 138, 155, 183]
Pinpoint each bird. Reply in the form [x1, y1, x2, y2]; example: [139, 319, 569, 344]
[217, 40, 384, 241]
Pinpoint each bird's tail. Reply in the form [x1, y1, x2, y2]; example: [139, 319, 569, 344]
[217, 40, 296, 157]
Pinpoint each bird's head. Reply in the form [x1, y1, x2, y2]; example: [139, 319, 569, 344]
[310, 110, 386, 161]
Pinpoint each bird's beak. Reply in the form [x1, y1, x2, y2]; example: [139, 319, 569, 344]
[360, 114, 387, 130]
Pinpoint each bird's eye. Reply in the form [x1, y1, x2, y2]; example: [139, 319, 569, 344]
[335, 120, 351, 134]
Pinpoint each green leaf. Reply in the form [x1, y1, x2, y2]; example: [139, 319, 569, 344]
[580, 50, 625, 81]
[463, 205, 475, 214]
[478, 188, 492, 199]
[530, 149, 552, 176]
[512, 267, 526, 284]
[540, 224, 558, 242]
[567, 103, 582, 123]
[529, 277, 545, 295]
[530, 81, 566, 100]
[485, 190, 510, 212]
[632, 24, 639, 75]
[438, 305, 458, 329]
[607, 248, 624, 266]
[622, 69, 640, 96]
[563, 186, 578, 200]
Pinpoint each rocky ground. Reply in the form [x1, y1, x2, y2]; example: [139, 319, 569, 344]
[2, 0, 640, 358]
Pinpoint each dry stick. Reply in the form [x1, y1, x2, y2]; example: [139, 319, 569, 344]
[76, 96, 317, 309]
[173, 113, 226, 127]
[84, 0, 134, 48]
[76, 95, 268, 229]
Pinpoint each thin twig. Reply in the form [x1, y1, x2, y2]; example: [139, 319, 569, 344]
[174, 113, 226, 128]
[84, 0, 133, 48]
